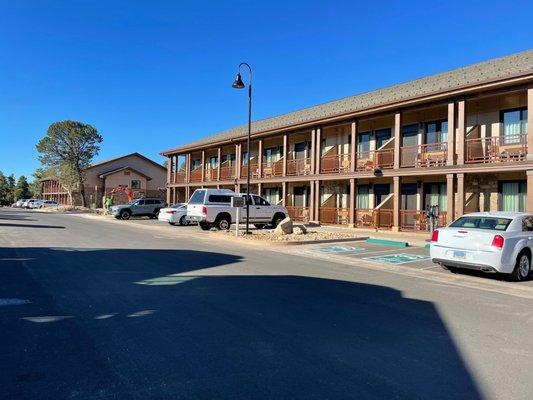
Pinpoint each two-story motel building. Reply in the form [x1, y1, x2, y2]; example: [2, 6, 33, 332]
[161, 51, 533, 232]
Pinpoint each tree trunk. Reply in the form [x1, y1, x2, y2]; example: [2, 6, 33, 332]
[77, 170, 86, 207]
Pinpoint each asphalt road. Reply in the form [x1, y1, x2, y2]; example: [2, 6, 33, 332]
[1, 208, 533, 400]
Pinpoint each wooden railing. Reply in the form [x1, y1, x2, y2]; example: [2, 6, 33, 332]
[400, 142, 447, 168]
[400, 210, 447, 231]
[170, 171, 186, 183]
[286, 206, 310, 222]
[356, 149, 394, 171]
[286, 158, 312, 176]
[219, 165, 236, 180]
[319, 207, 349, 224]
[320, 154, 350, 174]
[190, 167, 203, 182]
[204, 169, 218, 182]
[240, 162, 259, 179]
[466, 134, 527, 163]
[354, 209, 393, 229]
[261, 160, 284, 178]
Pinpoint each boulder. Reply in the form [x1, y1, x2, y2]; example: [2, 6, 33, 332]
[293, 225, 307, 235]
[274, 217, 293, 235]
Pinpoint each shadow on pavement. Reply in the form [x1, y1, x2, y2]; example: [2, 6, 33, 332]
[0, 247, 483, 400]
[0, 223, 65, 229]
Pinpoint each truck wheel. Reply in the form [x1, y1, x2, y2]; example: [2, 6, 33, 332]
[199, 221, 212, 231]
[511, 251, 530, 282]
[271, 213, 286, 227]
[120, 210, 131, 220]
[169, 222, 176, 226]
[216, 215, 231, 230]
[179, 215, 187, 226]
[254, 224, 266, 229]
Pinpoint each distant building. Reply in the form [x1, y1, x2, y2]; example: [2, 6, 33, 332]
[161, 50, 533, 231]
[41, 152, 167, 206]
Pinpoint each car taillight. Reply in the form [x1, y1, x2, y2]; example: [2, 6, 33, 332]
[201, 206, 207, 216]
[430, 230, 439, 242]
[491, 235, 504, 249]
[167, 210, 176, 214]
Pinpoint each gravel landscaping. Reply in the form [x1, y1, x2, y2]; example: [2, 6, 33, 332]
[219, 227, 366, 243]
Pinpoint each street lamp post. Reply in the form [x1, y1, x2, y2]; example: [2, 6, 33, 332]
[232, 62, 252, 234]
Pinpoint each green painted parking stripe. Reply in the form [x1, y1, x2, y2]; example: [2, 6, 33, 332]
[363, 253, 430, 265]
[365, 238, 408, 248]
[314, 245, 365, 254]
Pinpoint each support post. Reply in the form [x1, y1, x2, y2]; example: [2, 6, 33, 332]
[457, 100, 466, 165]
[315, 180, 320, 222]
[186, 154, 191, 183]
[446, 174, 455, 224]
[350, 121, 357, 173]
[217, 147, 221, 181]
[456, 173, 465, 218]
[283, 133, 288, 176]
[309, 180, 315, 221]
[527, 170, 533, 212]
[236, 143, 241, 179]
[282, 182, 287, 206]
[201, 150, 205, 182]
[316, 128, 322, 174]
[394, 112, 401, 169]
[310, 129, 316, 175]
[528, 88, 533, 160]
[258, 139, 263, 178]
[392, 176, 400, 232]
[349, 178, 356, 227]
[447, 102, 455, 166]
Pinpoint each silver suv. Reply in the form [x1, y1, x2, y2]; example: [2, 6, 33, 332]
[110, 198, 166, 220]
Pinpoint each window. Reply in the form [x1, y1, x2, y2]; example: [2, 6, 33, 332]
[400, 183, 417, 210]
[221, 154, 236, 164]
[252, 195, 270, 206]
[209, 156, 218, 170]
[208, 195, 232, 203]
[501, 181, 526, 212]
[425, 120, 448, 144]
[358, 132, 371, 153]
[424, 183, 447, 212]
[450, 217, 511, 231]
[131, 180, 141, 189]
[402, 124, 419, 147]
[264, 147, 281, 163]
[137, 200, 145, 205]
[191, 159, 202, 170]
[374, 184, 390, 207]
[242, 151, 249, 165]
[522, 217, 533, 232]
[375, 129, 391, 149]
[502, 108, 528, 144]
[294, 142, 310, 159]
[263, 187, 279, 204]
[188, 190, 205, 204]
[356, 185, 369, 209]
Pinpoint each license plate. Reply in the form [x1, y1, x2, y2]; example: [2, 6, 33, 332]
[453, 251, 467, 259]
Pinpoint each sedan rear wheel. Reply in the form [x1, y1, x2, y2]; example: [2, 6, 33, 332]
[511, 251, 530, 282]
[179, 215, 187, 226]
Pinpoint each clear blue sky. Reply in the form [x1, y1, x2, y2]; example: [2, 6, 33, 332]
[1, 0, 532, 179]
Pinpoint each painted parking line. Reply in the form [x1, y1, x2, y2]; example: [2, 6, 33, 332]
[363, 253, 431, 265]
[314, 245, 366, 254]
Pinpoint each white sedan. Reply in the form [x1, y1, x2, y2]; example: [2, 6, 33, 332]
[430, 212, 533, 281]
[157, 203, 190, 226]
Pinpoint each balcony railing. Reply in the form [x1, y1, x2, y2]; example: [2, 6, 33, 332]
[354, 209, 393, 229]
[286, 206, 310, 222]
[190, 167, 203, 182]
[466, 134, 527, 163]
[400, 142, 447, 168]
[356, 149, 394, 171]
[204, 169, 219, 182]
[261, 160, 284, 178]
[240, 162, 259, 179]
[219, 165, 236, 180]
[400, 210, 447, 231]
[170, 171, 186, 184]
[320, 154, 350, 174]
[319, 207, 349, 224]
[286, 158, 312, 176]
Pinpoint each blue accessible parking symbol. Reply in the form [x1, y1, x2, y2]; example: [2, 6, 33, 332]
[364, 253, 430, 265]
[315, 245, 365, 254]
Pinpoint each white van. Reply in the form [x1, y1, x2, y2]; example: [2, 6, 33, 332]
[186, 189, 288, 231]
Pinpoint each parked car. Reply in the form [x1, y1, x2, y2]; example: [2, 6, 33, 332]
[158, 203, 190, 226]
[29, 200, 43, 209]
[187, 188, 288, 231]
[430, 212, 533, 281]
[41, 200, 59, 209]
[23, 199, 39, 209]
[15, 199, 28, 207]
[109, 198, 166, 220]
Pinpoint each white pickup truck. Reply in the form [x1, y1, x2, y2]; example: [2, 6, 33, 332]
[186, 189, 288, 231]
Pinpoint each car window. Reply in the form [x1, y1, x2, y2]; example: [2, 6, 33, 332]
[450, 217, 511, 231]
[252, 195, 270, 206]
[208, 195, 232, 203]
[522, 217, 533, 232]
[137, 200, 145, 205]
[189, 190, 205, 204]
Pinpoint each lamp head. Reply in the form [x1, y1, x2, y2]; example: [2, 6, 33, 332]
[232, 72, 245, 89]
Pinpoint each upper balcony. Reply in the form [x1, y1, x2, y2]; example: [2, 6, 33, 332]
[400, 142, 448, 168]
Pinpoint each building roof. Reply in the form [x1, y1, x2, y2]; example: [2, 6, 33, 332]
[88, 152, 166, 171]
[97, 166, 153, 180]
[161, 50, 533, 155]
